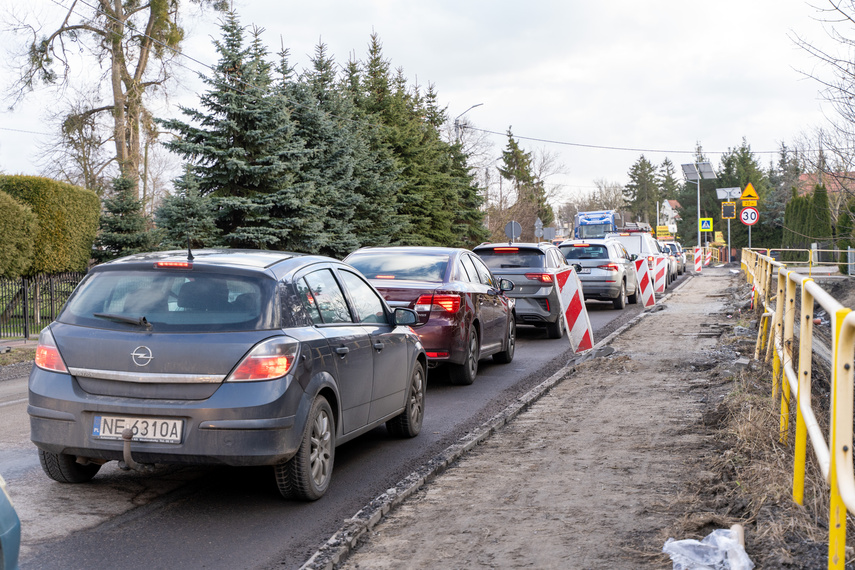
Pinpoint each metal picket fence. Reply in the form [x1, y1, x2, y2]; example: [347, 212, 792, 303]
[0, 273, 86, 340]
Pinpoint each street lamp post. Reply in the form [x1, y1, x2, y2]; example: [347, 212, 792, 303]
[454, 103, 483, 141]
[681, 162, 716, 248]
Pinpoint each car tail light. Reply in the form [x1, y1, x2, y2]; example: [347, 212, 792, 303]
[647, 255, 655, 268]
[415, 294, 461, 313]
[492, 247, 519, 252]
[34, 328, 68, 373]
[227, 337, 299, 382]
[525, 273, 554, 284]
[572, 244, 589, 247]
[597, 263, 620, 272]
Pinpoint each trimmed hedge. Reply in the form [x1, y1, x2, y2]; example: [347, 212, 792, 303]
[0, 175, 100, 274]
[0, 189, 37, 278]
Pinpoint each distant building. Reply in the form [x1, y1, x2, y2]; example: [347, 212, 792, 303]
[659, 199, 681, 235]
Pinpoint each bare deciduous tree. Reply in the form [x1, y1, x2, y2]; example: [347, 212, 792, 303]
[6, 0, 225, 196]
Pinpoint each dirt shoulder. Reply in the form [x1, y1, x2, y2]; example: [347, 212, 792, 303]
[332, 267, 767, 569]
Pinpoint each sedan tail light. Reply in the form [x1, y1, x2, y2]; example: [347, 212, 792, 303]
[35, 327, 68, 373]
[524, 273, 554, 284]
[415, 294, 461, 314]
[227, 337, 299, 382]
[597, 264, 620, 272]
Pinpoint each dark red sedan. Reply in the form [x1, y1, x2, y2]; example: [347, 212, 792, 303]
[345, 247, 516, 385]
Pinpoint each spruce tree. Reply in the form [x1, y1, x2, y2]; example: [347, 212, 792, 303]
[154, 168, 221, 250]
[624, 155, 659, 224]
[94, 176, 155, 261]
[158, 12, 319, 251]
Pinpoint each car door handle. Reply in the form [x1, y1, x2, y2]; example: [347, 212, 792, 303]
[335, 346, 350, 356]
[373, 342, 384, 351]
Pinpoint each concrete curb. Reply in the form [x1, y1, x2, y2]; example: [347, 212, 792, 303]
[300, 275, 696, 570]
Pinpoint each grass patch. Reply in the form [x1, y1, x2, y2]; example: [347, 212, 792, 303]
[0, 346, 36, 366]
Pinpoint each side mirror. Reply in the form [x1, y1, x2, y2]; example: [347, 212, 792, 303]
[630, 254, 638, 261]
[394, 307, 421, 327]
[499, 278, 515, 292]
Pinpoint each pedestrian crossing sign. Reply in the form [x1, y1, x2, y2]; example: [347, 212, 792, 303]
[699, 218, 713, 232]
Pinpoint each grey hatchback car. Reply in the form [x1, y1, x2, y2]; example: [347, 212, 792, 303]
[559, 239, 639, 309]
[28, 249, 427, 500]
[472, 242, 571, 339]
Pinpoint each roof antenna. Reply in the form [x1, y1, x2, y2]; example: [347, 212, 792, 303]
[186, 233, 194, 261]
[182, 192, 194, 261]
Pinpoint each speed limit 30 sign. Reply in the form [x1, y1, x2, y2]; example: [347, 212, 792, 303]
[740, 207, 759, 226]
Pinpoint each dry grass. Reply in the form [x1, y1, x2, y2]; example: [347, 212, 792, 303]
[0, 346, 36, 367]
[673, 359, 849, 568]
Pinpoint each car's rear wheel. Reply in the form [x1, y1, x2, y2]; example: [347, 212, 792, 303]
[545, 315, 564, 339]
[275, 396, 335, 500]
[627, 281, 639, 304]
[449, 328, 479, 385]
[493, 318, 516, 364]
[612, 281, 626, 310]
[38, 449, 101, 483]
[387, 361, 425, 438]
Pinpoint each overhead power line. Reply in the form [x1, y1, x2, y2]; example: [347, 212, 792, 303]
[29, 0, 814, 160]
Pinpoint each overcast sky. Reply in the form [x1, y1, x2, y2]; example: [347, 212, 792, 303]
[0, 0, 840, 204]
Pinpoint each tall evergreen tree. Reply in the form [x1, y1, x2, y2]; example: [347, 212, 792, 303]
[94, 176, 155, 261]
[282, 42, 405, 256]
[624, 155, 659, 224]
[809, 183, 833, 244]
[158, 12, 319, 250]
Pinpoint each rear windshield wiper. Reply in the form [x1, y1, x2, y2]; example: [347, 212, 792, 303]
[93, 312, 152, 330]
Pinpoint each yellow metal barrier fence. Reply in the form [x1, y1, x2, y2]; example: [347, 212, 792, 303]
[741, 248, 851, 568]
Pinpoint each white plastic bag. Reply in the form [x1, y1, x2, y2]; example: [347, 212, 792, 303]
[663, 528, 754, 570]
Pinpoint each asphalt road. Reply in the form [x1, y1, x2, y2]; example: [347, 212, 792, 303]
[0, 277, 683, 569]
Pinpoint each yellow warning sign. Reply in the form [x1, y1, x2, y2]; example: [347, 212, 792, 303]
[741, 199, 757, 207]
[740, 183, 759, 200]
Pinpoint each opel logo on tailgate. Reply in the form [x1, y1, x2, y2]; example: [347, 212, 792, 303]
[131, 346, 154, 367]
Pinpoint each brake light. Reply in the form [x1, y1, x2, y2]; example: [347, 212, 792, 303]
[415, 294, 461, 313]
[493, 247, 519, 252]
[155, 261, 192, 269]
[228, 337, 299, 382]
[597, 263, 620, 272]
[425, 351, 450, 358]
[572, 244, 589, 247]
[525, 273, 554, 284]
[35, 328, 68, 373]
[374, 275, 396, 279]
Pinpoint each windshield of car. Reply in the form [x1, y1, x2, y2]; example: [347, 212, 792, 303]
[560, 244, 609, 260]
[475, 248, 546, 269]
[347, 253, 449, 282]
[59, 270, 275, 332]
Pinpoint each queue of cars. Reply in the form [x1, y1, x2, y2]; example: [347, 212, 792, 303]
[25, 235, 686, 502]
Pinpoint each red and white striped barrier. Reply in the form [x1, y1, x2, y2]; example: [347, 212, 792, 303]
[704, 248, 712, 266]
[653, 257, 667, 293]
[555, 268, 593, 353]
[694, 248, 702, 273]
[633, 258, 656, 307]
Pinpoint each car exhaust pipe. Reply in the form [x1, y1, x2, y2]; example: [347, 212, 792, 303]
[120, 428, 156, 472]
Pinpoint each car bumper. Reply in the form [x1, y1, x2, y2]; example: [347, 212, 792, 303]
[415, 322, 467, 366]
[28, 368, 308, 467]
[578, 279, 621, 300]
[509, 295, 561, 325]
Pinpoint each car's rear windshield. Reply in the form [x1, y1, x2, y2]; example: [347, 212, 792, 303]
[475, 248, 545, 269]
[347, 253, 449, 282]
[609, 235, 643, 254]
[59, 270, 276, 332]
[560, 244, 609, 260]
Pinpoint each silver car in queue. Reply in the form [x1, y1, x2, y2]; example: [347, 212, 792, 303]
[558, 238, 639, 310]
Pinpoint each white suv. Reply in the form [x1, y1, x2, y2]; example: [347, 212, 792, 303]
[606, 231, 672, 288]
